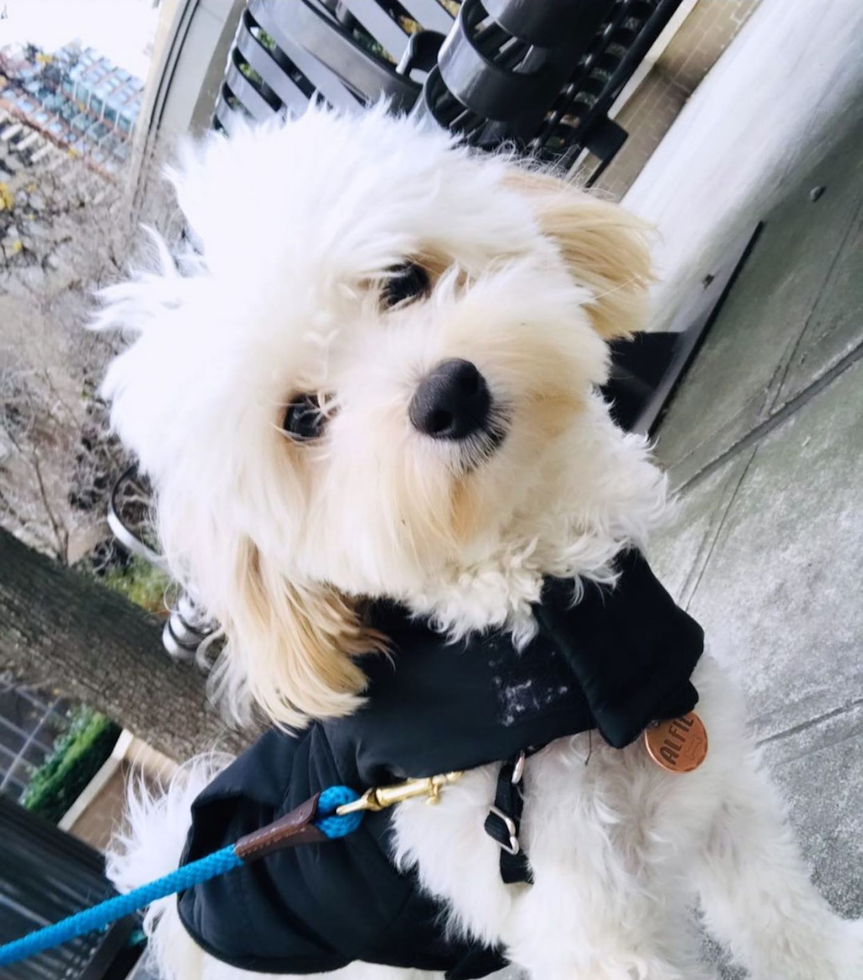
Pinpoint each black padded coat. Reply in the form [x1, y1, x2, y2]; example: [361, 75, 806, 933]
[177, 551, 704, 977]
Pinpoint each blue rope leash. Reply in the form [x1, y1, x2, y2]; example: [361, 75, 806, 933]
[0, 785, 362, 969]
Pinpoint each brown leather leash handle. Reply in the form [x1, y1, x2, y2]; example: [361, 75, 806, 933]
[235, 793, 327, 861]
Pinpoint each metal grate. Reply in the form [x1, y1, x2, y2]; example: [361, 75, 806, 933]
[0, 796, 134, 980]
[0, 682, 71, 803]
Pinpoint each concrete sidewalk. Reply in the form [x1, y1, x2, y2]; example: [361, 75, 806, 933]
[625, 0, 863, 331]
[646, 79, 863, 954]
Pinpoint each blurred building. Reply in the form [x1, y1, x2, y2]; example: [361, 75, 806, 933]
[0, 41, 145, 177]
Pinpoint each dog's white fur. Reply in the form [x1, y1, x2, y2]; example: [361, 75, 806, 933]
[100, 106, 862, 980]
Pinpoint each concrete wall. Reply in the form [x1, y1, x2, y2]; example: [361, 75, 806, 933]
[61, 731, 176, 852]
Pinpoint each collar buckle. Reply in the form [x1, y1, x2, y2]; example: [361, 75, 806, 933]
[486, 805, 520, 856]
[511, 750, 526, 785]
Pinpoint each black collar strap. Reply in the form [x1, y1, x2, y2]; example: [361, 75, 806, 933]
[531, 549, 703, 750]
[484, 752, 533, 884]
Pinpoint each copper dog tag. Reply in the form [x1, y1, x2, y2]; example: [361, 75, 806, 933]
[644, 712, 708, 773]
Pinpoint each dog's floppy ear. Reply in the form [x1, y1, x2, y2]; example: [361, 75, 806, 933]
[507, 169, 654, 339]
[214, 538, 380, 730]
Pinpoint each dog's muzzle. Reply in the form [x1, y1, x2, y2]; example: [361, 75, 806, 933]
[409, 359, 492, 442]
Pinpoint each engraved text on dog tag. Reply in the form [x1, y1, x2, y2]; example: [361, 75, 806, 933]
[644, 712, 708, 773]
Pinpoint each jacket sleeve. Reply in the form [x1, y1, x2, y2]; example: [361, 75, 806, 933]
[535, 550, 703, 749]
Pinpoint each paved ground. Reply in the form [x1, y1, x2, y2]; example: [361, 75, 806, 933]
[496, 100, 862, 974]
[645, 74, 863, 969]
[496, 3, 863, 972]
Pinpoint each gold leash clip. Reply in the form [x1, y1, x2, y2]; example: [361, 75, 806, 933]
[336, 771, 464, 816]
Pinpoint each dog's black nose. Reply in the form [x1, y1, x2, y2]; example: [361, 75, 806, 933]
[409, 359, 491, 440]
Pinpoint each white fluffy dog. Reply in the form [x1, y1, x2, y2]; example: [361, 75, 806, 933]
[100, 106, 861, 980]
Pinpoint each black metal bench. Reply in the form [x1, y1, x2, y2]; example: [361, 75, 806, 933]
[214, 0, 684, 184]
[0, 796, 138, 980]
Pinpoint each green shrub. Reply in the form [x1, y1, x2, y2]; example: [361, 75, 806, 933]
[21, 708, 121, 824]
[100, 556, 172, 616]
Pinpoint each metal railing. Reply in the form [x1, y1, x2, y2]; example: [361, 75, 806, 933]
[109, 467, 218, 667]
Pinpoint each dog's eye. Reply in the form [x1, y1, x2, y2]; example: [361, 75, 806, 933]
[382, 262, 430, 308]
[282, 393, 326, 442]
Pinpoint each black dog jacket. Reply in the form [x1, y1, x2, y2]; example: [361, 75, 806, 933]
[178, 551, 703, 977]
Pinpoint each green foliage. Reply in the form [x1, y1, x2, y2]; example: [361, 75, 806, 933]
[101, 556, 172, 615]
[351, 25, 393, 63]
[239, 61, 263, 87]
[21, 708, 121, 824]
[257, 30, 277, 52]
